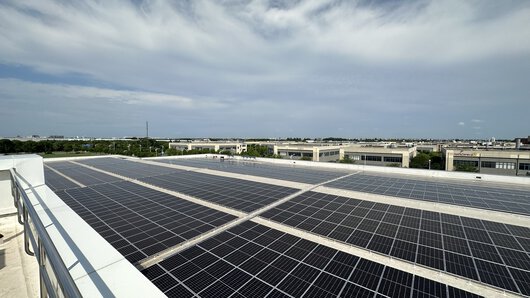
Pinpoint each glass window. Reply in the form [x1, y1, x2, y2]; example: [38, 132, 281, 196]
[384, 156, 402, 163]
[481, 161, 496, 168]
[362, 155, 382, 161]
[454, 160, 478, 167]
[495, 162, 515, 169]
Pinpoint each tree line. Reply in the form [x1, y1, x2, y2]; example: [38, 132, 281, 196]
[0, 139, 282, 159]
[1, 138, 168, 158]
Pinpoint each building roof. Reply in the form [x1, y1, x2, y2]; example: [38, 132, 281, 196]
[446, 149, 530, 159]
[4, 154, 530, 297]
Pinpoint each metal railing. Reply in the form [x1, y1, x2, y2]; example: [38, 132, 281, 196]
[9, 169, 82, 298]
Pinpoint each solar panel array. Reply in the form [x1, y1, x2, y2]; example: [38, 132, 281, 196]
[77, 157, 181, 179]
[153, 158, 349, 184]
[46, 161, 122, 186]
[141, 221, 481, 298]
[44, 167, 80, 191]
[326, 173, 530, 216]
[140, 172, 298, 212]
[78, 158, 299, 212]
[42, 157, 530, 297]
[260, 191, 530, 295]
[57, 181, 237, 262]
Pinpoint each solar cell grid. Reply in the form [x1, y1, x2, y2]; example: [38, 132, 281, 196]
[57, 181, 236, 263]
[139, 171, 298, 212]
[153, 157, 350, 184]
[44, 167, 79, 191]
[325, 173, 530, 215]
[47, 162, 122, 186]
[260, 191, 530, 295]
[45, 161, 79, 170]
[142, 221, 482, 298]
[77, 157, 180, 179]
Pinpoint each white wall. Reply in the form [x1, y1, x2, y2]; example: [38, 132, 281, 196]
[0, 170, 14, 215]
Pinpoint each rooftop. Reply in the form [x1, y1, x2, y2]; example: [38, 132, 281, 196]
[1, 154, 529, 297]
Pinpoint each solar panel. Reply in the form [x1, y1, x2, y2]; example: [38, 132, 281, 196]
[260, 191, 530, 295]
[325, 173, 530, 216]
[47, 161, 122, 186]
[45, 161, 80, 170]
[77, 157, 181, 179]
[139, 172, 298, 212]
[74, 158, 302, 212]
[43, 157, 529, 296]
[57, 181, 237, 263]
[44, 167, 80, 191]
[141, 221, 483, 298]
[152, 158, 350, 184]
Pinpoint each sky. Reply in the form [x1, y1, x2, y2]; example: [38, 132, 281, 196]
[1, 0, 529, 139]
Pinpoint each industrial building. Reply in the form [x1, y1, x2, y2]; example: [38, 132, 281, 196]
[269, 143, 416, 167]
[169, 141, 247, 154]
[273, 144, 342, 162]
[444, 149, 530, 176]
[1, 154, 529, 297]
[341, 146, 417, 168]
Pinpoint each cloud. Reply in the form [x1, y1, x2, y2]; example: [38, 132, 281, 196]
[0, 1, 529, 138]
[0, 79, 224, 109]
[471, 119, 484, 123]
[1, 0, 530, 81]
[458, 122, 465, 126]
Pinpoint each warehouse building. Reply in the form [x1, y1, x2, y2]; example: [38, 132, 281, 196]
[169, 141, 247, 154]
[444, 148, 530, 176]
[273, 144, 341, 162]
[341, 146, 417, 168]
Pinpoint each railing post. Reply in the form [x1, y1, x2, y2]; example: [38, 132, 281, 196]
[16, 190, 24, 225]
[38, 238, 48, 298]
[10, 172, 17, 203]
[23, 205, 35, 256]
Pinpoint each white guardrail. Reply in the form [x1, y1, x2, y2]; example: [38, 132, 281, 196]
[9, 169, 82, 298]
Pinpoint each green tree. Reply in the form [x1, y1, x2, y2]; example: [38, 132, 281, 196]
[454, 164, 478, 172]
[339, 156, 355, 164]
[410, 152, 431, 168]
[410, 151, 444, 170]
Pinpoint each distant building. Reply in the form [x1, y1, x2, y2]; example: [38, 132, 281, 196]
[444, 148, 530, 176]
[273, 145, 341, 162]
[169, 142, 247, 154]
[415, 144, 441, 152]
[341, 146, 417, 168]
